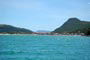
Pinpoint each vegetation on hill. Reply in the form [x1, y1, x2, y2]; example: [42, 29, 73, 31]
[0, 24, 33, 34]
[0, 18, 90, 35]
[53, 18, 90, 35]
[84, 28, 90, 36]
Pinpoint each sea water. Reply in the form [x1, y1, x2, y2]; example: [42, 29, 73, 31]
[0, 35, 90, 60]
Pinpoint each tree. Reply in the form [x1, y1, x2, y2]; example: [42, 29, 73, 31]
[85, 28, 90, 36]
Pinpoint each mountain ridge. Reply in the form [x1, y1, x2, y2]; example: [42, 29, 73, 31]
[53, 18, 90, 34]
[0, 24, 33, 34]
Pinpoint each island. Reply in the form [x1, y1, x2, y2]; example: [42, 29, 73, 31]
[0, 17, 90, 36]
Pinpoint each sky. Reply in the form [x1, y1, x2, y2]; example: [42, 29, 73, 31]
[0, 0, 90, 31]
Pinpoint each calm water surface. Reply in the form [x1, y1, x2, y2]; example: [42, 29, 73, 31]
[0, 35, 90, 60]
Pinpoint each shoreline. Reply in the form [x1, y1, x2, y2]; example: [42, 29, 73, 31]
[0, 34, 82, 36]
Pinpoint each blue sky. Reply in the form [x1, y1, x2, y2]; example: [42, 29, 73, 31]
[0, 0, 90, 31]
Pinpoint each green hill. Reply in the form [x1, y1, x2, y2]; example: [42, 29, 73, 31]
[53, 18, 90, 34]
[0, 24, 33, 34]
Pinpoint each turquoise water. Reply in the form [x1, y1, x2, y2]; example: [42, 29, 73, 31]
[0, 35, 90, 60]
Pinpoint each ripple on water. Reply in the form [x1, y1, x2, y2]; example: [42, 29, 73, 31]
[0, 35, 90, 60]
